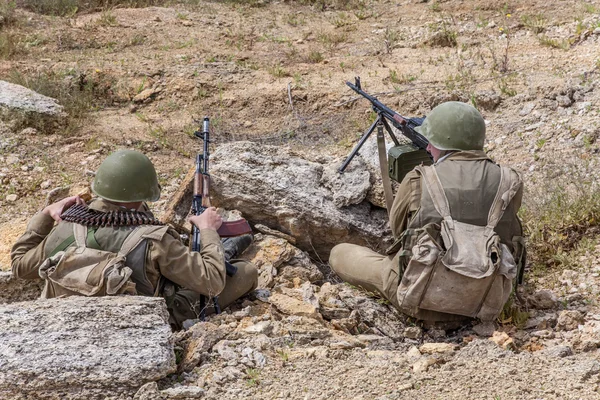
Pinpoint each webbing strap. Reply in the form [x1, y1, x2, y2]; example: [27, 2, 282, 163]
[49, 226, 101, 257]
[119, 225, 168, 256]
[417, 165, 521, 230]
[416, 166, 451, 219]
[486, 166, 522, 229]
[377, 122, 394, 212]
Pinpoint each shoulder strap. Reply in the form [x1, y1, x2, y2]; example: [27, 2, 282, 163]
[73, 224, 87, 249]
[486, 166, 522, 229]
[415, 165, 452, 220]
[119, 225, 169, 256]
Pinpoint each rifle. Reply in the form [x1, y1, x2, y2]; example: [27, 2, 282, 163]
[339, 77, 432, 209]
[191, 117, 252, 317]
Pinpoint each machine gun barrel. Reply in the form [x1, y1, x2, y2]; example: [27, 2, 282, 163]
[346, 78, 429, 150]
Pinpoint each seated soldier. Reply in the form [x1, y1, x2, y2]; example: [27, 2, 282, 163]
[11, 149, 257, 329]
[329, 101, 525, 324]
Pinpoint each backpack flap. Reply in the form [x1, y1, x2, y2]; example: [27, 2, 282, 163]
[38, 224, 137, 298]
[43, 246, 133, 296]
[440, 221, 499, 279]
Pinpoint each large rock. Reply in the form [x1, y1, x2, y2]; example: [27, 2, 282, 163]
[0, 297, 176, 399]
[210, 142, 390, 259]
[0, 80, 66, 132]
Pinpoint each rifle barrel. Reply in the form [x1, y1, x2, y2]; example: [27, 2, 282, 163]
[345, 80, 429, 150]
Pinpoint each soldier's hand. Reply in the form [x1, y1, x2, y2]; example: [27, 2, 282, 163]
[189, 207, 223, 231]
[42, 196, 85, 222]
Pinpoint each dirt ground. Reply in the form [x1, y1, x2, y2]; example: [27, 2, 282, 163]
[1, 0, 600, 398]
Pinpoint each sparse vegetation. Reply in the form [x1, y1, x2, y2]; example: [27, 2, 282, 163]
[0, 0, 17, 28]
[245, 368, 260, 386]
[0, 31, 21, 59]
[20, 0, 161, 16]
[4, 69, 117, 133]
[538, 35, 572, 50]
[522, 177, 600, 274]
[521, 14, 547, 34]
[383, 27, 400, 54]
[306, 50, 324, 63]
[426, 18, 458, 47]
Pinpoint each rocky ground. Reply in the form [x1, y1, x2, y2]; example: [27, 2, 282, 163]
[1, 0, 600, 399]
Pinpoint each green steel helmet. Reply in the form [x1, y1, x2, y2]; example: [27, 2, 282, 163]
[415, 101, 486, 151]
[92, 150, 161, 203]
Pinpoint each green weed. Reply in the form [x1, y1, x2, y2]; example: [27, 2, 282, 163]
[520, 14, 547, 34]
[245, 368, 260, 386]
[538, 35, 572, 50]
[306, 50, 323, 63]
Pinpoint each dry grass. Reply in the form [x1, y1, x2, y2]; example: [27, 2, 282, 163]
[20, 0, 162, 16]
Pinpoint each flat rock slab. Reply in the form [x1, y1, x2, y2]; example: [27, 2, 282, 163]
[0, 80, 66, 132]
[0, 296, 176, 400]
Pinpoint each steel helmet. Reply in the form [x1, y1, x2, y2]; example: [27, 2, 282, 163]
[92, 150, 161, 202]
[415, 101, 486, 151]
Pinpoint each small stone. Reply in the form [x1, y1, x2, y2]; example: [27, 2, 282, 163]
[412, 357, 436, 373]
[519, 103, 536, 116]
[489, 331, 515, 350]
[556, 95, 573, 107]
[6, 155, 19, 165]
[243, 321, 272, 335]
[543, 345, 573, 358]
[473, 321, 496, 337]
[133, 88, 158, 103]
[419, 343, 457, 354]
[161, 386, 205, 399]
[406, 346, 421, 360]
[556, 310, 585, 331]
[40, 180, 51, 189]
[529, 289, 558, 309]
[404, 326, 422, 339]
[6, 194, 17, 202]
[20, 165, 29, 171]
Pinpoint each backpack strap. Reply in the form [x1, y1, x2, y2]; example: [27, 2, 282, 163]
[415, 165, 452, 221]
[486, 166, 522, 229]
[118, 225, 169, 256]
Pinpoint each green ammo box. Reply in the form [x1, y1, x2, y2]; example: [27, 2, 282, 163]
[388, 144, 432, 183]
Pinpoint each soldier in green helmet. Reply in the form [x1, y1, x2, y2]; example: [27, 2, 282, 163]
[329, 101, 526, 324]
[12, 150, 258, 329]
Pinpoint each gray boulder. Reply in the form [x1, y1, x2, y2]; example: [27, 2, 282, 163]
[0, 80, 66, 132]
[207, 142, 390, 259]
[0, 297, 176, 399]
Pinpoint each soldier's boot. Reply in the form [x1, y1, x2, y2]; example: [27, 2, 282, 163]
[222, 234, 253, 261]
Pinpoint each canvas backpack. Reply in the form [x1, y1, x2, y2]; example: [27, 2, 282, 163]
[396, 165, 522, 321]
[38, 223, 167, 299]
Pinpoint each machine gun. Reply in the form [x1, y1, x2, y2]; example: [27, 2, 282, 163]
[339, 77, 432, 210]
[191, 117, 252, 319]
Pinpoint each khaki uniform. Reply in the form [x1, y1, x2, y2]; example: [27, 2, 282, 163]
[329, 151, 524, 321]
[11, 199, 258, 326]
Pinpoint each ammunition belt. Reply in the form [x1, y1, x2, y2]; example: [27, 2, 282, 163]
[60, 204, 164, 227]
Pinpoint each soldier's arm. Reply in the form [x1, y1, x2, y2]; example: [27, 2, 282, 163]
[149, 228, 227, 297]
[389, 169, 421, 240]
[11, 213, 55, 280]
